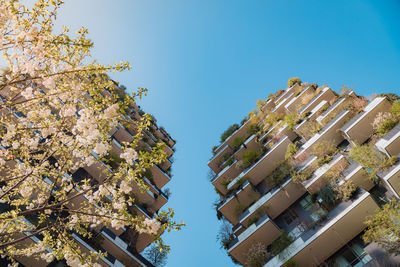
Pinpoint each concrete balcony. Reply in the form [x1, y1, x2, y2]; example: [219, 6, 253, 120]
[273, 123, 298, 142]
[141, 177, 168, 213]
[274, 83, 303, 105]
[212, 159, 241, 195]
[285, 86, 315, 113]
[298, 87, 337, 116]
[72, 232, 116, 266]
[258, 121, 282, 143]
[264, 190, 379, 267]
[261, 98, 276, 113]
[111, 124, 135, 143]
[234, 134, 263, 160]
[341, 162, 374, 191]
[84, 157, 112, 184]
[150, 164, 171, 189]
[341, 97, 392, 145]
[209, 119, 254, 167]
[13, 233, 48, 267]
[218, 181, 261, 225]
[380, 160, 400, 197]
[303, 154, 348, 193]
[239, 178, 306, 225]
[272, 92, 295, 114]
[295, 110, 352, 160]
[306, 100, 329, 122]
[208, 144, 234, 174]
[375, 123, 400, 157]
[316, 97, 347, 126]
[101, 228, 153, 266]
[228, 136, 292, 189]
[228, 214, 281, 266]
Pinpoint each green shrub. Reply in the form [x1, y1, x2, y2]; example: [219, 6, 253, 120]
[283, 113, 299, 130]
[283, 259, 298, 267]
[378, 93, 400, 103]
[372, 112, 398, 136]
[312, 141, 337, 158]
[350, 144, 398, 179]
[237, 176, 249, 187]
[246, 243, 271, 267]
[247, 123, 260, 135]
[247, 216, 259, 227]
[211, 145, 219, 155]
[234, 204, 246, 217]
[287, 77, 301, 87]
[232, 137, 245, 150]
[242, 150, 261, 169]
[340, 181, 357, 201]
[266, 160, 292, 187]
[271, 231, 293, 256]
[318, 184, 337, 206]
[292, 169, 313, 183]
[220, 179, 231, 189]
[392, 100, 400, 115]
[220, 124, 240, 143]
[226, 157, 235, 166]
[285, 142, 298, 160]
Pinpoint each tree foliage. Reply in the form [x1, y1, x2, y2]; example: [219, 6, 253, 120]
[246, 242, 271, 267]
[363, 199, 400, 256]
[0, 1, 183, 265]
[220, 124, 239, 143]
[287, 77, 301, 88]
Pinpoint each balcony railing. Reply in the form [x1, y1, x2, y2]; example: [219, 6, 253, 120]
[264, 189, 378, 267]
[228, 214, 281, 265]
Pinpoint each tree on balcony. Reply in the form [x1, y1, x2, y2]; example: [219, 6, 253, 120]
[246, 242, 271, 267]
[220, 124, 240, 143]
[349, 144, 397, 179]
[0, 1, 183, 265]
[287, 77, 301, 87]
[363, 199, 400, 256]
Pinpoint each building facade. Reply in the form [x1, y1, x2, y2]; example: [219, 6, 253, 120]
[0, 84, 176, 267]
[209, 82, 400, 267]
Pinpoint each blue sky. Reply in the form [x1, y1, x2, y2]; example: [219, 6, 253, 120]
[54, 1, 400, 266]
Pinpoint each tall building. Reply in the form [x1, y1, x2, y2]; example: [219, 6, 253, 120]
[208, 81, 400, 266]
[0, 83, 176, 267]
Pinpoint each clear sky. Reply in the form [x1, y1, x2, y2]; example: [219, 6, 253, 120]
[52, 1, 400, 266]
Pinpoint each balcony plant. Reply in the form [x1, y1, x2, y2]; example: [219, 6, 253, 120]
[247, 123, 261, 135]
[372, 112, 399, 136]
[283, 113, 300, 131]
[285, 142, 299, 160]
[318, 184, 338, 208]
[266, 160, 292, 188]
[246, 242, 271, 267]
[311, 141, 337, 167]
[242, 150, 262, 169]
[234, 204, 246, 218]
[217, 220, 234, 250]
[292, 168, 314, 183]
[349, 144, 398, 180]
[392, 100, 400, 115]
[297, 120, 322, 140]
[221, 124, 240, 143]
[271, 230, 294, 258]
[287, 77, 301, 87]
[231, 137, 245, 150]
[339, 181, 357, 201]
[363, 199, 400, 256]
